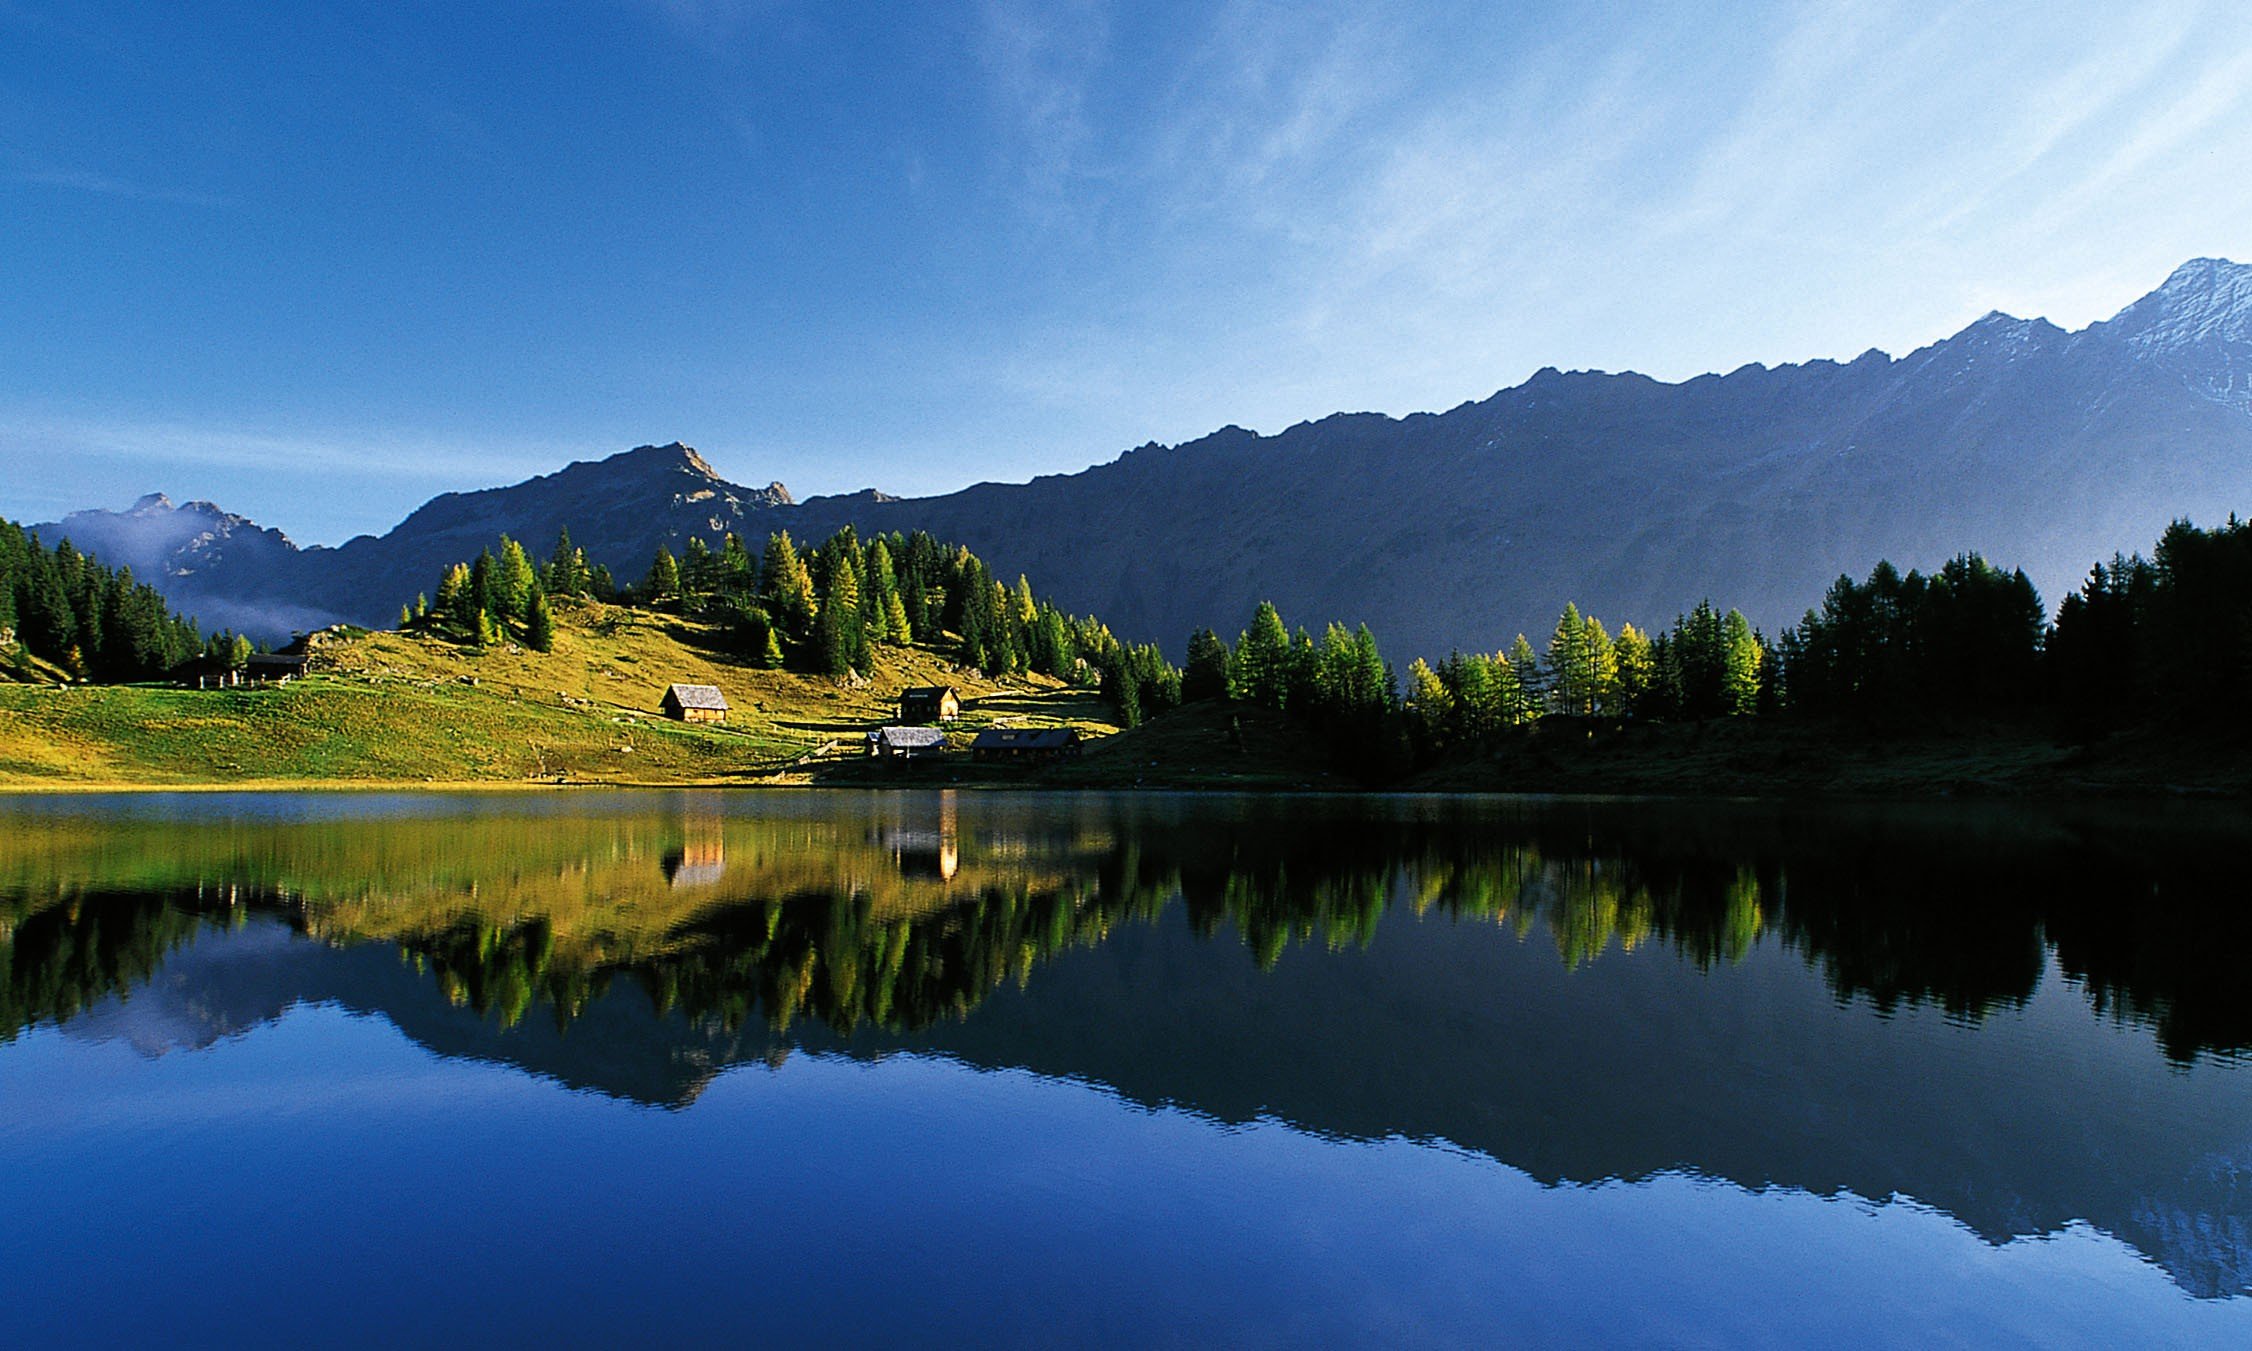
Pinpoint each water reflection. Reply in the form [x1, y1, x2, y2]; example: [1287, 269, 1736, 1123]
[2, 790, 2249, 1298]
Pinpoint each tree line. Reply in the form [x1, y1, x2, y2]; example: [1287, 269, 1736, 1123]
[0, 516, 217, 681]
[1169, 517, 2248, 778]
[404, 511, 2251, 763]
[409, 525, 1183, 719]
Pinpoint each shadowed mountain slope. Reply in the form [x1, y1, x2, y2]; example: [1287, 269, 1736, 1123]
[37, 259, 2252, 655]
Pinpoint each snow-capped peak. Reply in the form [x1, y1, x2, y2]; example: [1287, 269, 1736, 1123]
[2104, 257, 2252, 351]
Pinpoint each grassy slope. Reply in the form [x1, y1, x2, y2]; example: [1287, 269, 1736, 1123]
[0, 601, 1117, 788]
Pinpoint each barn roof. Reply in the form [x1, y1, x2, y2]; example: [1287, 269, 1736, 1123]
[971, 727, 1080, 750]
[872, 725, 947, 749]
[665, 683, 729, 710]
[901, 685, 957, 701]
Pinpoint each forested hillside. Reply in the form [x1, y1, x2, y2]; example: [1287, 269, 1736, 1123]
[0, 517, 209, 681]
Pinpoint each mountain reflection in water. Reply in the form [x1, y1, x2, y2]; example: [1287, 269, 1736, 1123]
[2, 789, 2249, 1301]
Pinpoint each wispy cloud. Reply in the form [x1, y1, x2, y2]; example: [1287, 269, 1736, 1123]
[971, 0, 1112, 206]
[963, 0, 2252, 451]
[12, 164, 229, 208]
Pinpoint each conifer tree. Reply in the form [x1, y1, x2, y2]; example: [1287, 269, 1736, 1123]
[494, 536, 536, 619]
[812, 551, 864, 676]
[760, 531, 817, 642]
[645, 545, 682, 606]
[1582, 613, 1619, 716]
[1406, 656, 1450, 751]
[1615, 622, 1655, 717]
[547, 528, 586, 597]
[470, 550, 497, 619]
[681, 536, 715, 599]
[1547, 603, 1591, 714]
[720, 532, 756, 594]
[1507, 634, 1542, 722]
[1230, 602, 1292, 709]
[1182, 628, 1231, 702]
[525, 587, 556, 653]
[1721, 608, 1762, 715]
[435, 563, 473, 633]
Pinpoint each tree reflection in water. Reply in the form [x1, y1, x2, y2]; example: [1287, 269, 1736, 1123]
[3, 793, 2245, 1062]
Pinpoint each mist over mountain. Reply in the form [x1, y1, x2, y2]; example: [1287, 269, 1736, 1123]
[34, 258, 2252, 656]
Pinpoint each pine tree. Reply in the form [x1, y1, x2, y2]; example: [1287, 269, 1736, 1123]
[645, 546, 682, 606]
[1583, 613, 1619, 716]
[1615, 622, 1655, 717]
[720, 532, 756, 597]
[1721, 608, 1763, 715]
[525, 587, 556, 653]
[681, 536, 716, 599]
[1547, 603, 1591, 715]
[435, 563, 472, 632]
[1182, 628, 1231, 702]
[547, 528, 586, 597]
[494, 536, 536, 619]
[760, 531, 817, 643]
[812, 552, 863, 676]
[399, 603, 414, 630]
[1230, 602, 1292, 709]
[1507, 634, 1542, 722]
[1406, 656, 1450, 752]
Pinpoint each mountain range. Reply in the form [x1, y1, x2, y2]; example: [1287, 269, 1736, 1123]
[33, 257, 2252, 657]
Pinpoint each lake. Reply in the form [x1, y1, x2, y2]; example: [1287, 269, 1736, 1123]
[2, 789, 2248, 1346]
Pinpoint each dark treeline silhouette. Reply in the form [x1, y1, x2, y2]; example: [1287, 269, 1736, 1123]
[407, 524, 1184, 718]
[1178, 516, 2252, 779]
[9, 800, 2247, 1064]
[2049, 516, 2252, 738]
[0, 516, 212, 681]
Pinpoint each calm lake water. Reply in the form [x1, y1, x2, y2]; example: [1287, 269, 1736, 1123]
[2, 789, 2248, 1346]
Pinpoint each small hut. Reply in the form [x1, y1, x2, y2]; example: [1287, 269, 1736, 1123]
[970, 727, 1083, 764]
[662, 683, 730, 723]
[899, 685, 962, 724]
[868, 726, 948, 760]
[244, 653, 309, 684]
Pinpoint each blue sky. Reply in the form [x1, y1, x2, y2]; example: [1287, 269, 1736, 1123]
[4, 0, 2250, 543]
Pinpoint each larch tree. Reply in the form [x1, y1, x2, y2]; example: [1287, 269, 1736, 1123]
[644, 545, 682, 606]
[759, 531, 817, 643]
[1721, 608, 1763, 715]
[1615, 622, 1655, 717]
[1182, 628, 1231, 702]
[1230, 602, 1292, 709]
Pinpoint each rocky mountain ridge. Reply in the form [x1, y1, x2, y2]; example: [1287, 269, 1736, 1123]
[33, 258, 2252, 657]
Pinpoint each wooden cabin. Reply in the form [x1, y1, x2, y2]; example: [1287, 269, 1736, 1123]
[662, 683, 730, 723]
[868, 726, 948, 760]
[898, 685, 962, 724]
[244, 653, 308, 684]
[970, 727, 1083, 764]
